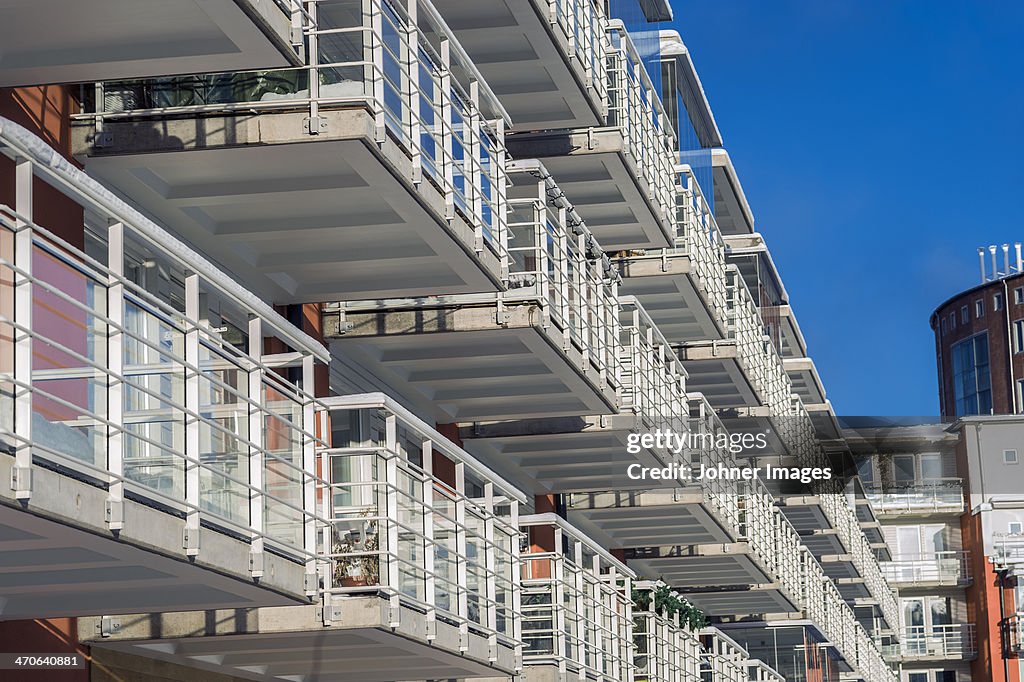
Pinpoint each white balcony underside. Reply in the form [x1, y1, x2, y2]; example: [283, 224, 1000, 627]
[328, 306, 618, 422]
[617, 256, 725, 343]
[0, 456, 307, 620]
[432, 0, 603, 129]
[568, 490, 736, 546]
[0, 0, 300, 87]
[677, 345, 760, 408]
[72, 110, 503, 303]
[80, 598, 517, 682]
[785, 358, 825, 405]
[460, 416, 669, 493]
[506, 130, 673, 249]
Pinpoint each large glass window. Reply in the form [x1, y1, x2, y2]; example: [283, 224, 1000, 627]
[951, 333, 991, 416]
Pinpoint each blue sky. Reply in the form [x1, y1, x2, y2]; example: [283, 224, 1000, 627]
[670, 1, 1024, 416]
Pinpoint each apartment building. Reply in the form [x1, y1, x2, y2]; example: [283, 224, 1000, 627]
[849, 415, 1024, 682]
[0, 1, 898, 681]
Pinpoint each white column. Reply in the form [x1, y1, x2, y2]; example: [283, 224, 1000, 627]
[183, 273, 201, 556]
[248, 316, 266, 572]
[11, 158, 32, 499]
[105, 222, 125, 530]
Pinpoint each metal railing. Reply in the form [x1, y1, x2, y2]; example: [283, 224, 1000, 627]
[317, 393, 525, 653]
[1005, 614, 1024, 655]
[863, 478, 965, 514]
[699, 628, 749, 682]
[746, 660, 785, 682]
[619, 296, 688, 435]
[676, 166, 729, 331]
[0, 116, 328, 568]
[994, 533, 1024, 568]
[74, 0, 509, 267]
[549, 0, 609, 113]
[881, 551, 971, 586]
[726, 266, 792, 416]
[884, 624, 977, 660]
[632, 581, 702, 682]
[520, 513, 634, 681]
[606, 21, 676, 230]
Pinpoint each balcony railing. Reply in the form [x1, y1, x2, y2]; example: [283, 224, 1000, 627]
[550, 0, 609, 111]
[994, 533, 1024, 568]
[726, 267, 792, 416]
[863, 478, 965, 514]
[676, 166, 729, 329]
[606, 20, 676, 229]
[521, 513, 634, 681]
[746, 660, 785, 682]
[0, 116, 328, 564]
[700, 628, 749, 682]
[632, 581, 702, 682]
[884, 624, 977, 660]
[75, 0, 509, 266]
[1005, 614, 1024, 655]
[318, 393, 525, 651]
[620, 296, 688, 433]
[882, 551, 971, 586]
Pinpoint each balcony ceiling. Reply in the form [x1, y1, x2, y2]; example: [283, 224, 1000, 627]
[617, 255, 726, 343]
[431, 0, 604, 130]
[330, 309, 619, 422]
[712, 150, 755, 236]
[0, 502, 302, 620]
[678, 346, 760, 409]
[74, 111, 504, 303]
[0, 0, 300, 86]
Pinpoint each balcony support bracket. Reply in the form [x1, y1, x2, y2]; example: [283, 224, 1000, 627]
[105, 498, 124, 531]
[304, 116, 328, 136]
[10, 466, 31, 500]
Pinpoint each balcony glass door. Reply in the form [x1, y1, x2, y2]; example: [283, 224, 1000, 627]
[902, 597, 952, 655]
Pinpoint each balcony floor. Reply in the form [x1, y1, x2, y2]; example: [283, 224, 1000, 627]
[506, 128, 673, 249]
[80, 597, 517, 682]
[0, 455, 307, 620]
[616, 254, 725, 343]
[72, 109, 504, 303]
[327, 303, 619, 422]
[0, 0, 301, 86]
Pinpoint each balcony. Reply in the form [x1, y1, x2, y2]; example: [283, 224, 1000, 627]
[80, 393, 526, 682]
[622, 485, 804, 618]
[881, 551, 971, 588]
[616, 165, 729, 345]
[863, 479, 965, 516]
[432, 0, 609, 129]
[520, 513, 634, 682]
[678, 267, 791, 414]
[700, 628, 751, 682]
[0, 116, 327, 618]
[710, 149, 754, 236]
[631, 581, 703, 682]
[994, 533, 1024, 575]
[71, 0, 509, 303]
[1004, 614, 1024, 655]
[505, 22, 676, 250]
[458, 296, 686, 493]
[882, 624, 977, 662]
[747, 660, 785, 682]
[324, 159, 620, 423]
[0, 0, 308, 87]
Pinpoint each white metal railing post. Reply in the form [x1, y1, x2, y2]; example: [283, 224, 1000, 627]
[248, 315, 266, 570]
[422, 436, 437, 639]
[455, 460, 469, 650]
[301, 352, 316, 590]
[553, 526, 567, 676]
[365, 0, 386, 143]
[484, 480, 498, 661]
[306, 0, 320, 127]
[510, 499, 522, 670]
[11, 157, 32, 499]
[468, 80, 483, 252]
[403, 0, 421, 184]
[183, 272, 201, 557]
[105, 221, 125, 530]
[439, 37, 455, 220]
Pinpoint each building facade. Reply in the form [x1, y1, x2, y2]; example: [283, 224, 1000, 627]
[931, 247, 1024, 418]
[0, 1, 898, 681]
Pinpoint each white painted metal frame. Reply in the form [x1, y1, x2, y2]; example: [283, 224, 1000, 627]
[632, 580, 702, 682]
[619, 296, 688, 435]
[881, 550, 971, 586]
[549, 0, 610, 115]
[699, 628, 748, 682]
[318, 392, 525, 656]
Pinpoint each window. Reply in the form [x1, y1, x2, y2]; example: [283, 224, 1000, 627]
[935, 672, 957, 682]
[1015, 320, 1024, 353]
[1005, 449, 1019, 464]
[1016, 287, 1024, 304]
[961, 306, 969, 324]
[941, 317, 948, 334]
[1018, 378, 1024, 413]
[976, 299, 984, 318]
[951, 333, 992, 416]
[996, 292, 1005, 311]
[1010, 521, 1023, 535]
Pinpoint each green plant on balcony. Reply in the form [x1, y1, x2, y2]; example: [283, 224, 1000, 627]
[632, 582, 706, 631]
